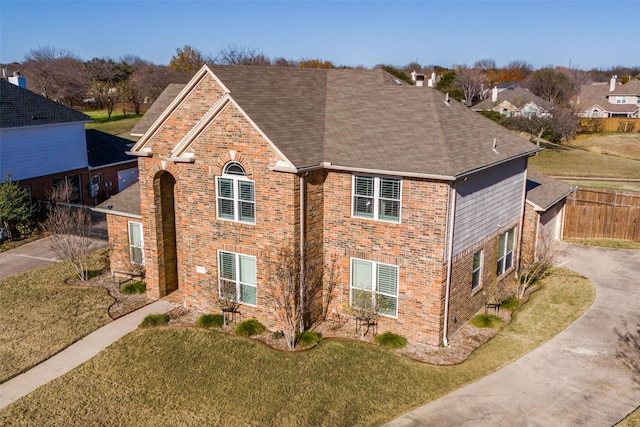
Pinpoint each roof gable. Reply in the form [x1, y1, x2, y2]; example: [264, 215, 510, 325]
[130, 66, 538, 178]
[526, 170, 575, 211]
[0, 79, 90, 128]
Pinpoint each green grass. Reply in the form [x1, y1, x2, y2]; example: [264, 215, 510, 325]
[565, 238, 640, 250]
[529, 147, 640, 180]
[196, 314, 224, 328]
[500, 296, 521, 311]
[139, 314, 169, 328]
[471, 313, 503, 328]
[234, 319, 266, 337]
[296, 330, 321, 346]
[375, 331, 408, 349]
[0, 249, 113, 383]
[84, 109, 142, 140]
[0, 268, 595, 425]
[121, 281, 146, 295]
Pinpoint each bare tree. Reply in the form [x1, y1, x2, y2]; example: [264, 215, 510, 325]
[215, 274, 242, 326]
[345, 289, 381, 339]
[269, 243, 321, 349]
[213, 44, 271, 66]
[516, 236, 558, 299]
[44, 185, 94, 281]
[454, 64, 487, 105]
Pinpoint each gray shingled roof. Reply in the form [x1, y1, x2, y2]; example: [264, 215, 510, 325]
[93, 182, 141, 217]
[86, 129, 137, 167]
[130, 83, 186, 136]
[0, 79, 90, 128]
[609, 79, 640, 96]
[136, 66, 539, 178]
[472, 87, 553, 111]
[526, 170, 575, 211]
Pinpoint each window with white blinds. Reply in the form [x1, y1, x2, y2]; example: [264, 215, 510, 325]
[350, 258, 398, 317]
[216, 162, 255, 224]
[128, 221, 144, 265]
[352, 175, 401, 222]
[218, 251, 257, 305]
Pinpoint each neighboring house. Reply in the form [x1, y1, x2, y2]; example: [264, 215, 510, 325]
[472, 86, 553, 118]
[521, 170, 575, 265]
[575, 76, 640, 118]
[86, 129, 139, 205]
[0, 77, 138, 205]
[0, 78, 91, 203]
[100, 65, 539, 346]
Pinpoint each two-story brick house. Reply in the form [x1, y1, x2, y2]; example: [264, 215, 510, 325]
[101, 65, 539, 346]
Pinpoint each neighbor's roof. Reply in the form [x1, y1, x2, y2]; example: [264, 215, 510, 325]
[130, 83, 186, 136]
[0, 79, 90, 128]
[86, 129, 137, 168]
[526, 170, 575, 211]
[134, 65, 539, 179]
[472, 87, 553, 111]
[609, 79, 640, 96]
[93, 182, 141, 218]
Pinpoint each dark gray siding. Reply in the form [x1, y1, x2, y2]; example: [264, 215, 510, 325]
[452, 158, 526, 256]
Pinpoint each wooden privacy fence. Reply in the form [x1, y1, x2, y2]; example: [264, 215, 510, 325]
[579, 118, 640, 133]
[564, 188, 640, 241]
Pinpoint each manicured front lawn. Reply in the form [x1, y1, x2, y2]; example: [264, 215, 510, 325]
[0, 250, 113, 383]
[0, 268, 595, 426]
[84, 109, 142, 140]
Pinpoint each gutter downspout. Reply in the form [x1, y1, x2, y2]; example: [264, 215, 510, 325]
[443, 182, 457, 347]
[516, 169, 529, 273]
[299, 173, 306, 332]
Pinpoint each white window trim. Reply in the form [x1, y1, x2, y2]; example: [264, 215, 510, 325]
[497, 228, 516, 276]
[349, 257, 399, 318]
[217, 250, 257, 307]
[215, 172, 256, 225]
[351, 174, 402, 223]
[472, 250, 483, 292]
[128, 221, 144, 266]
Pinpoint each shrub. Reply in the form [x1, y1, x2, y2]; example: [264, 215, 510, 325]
[375, 331, 408, 349]
[121, 281, 146, 295]
[235, 319, 266, 337]
[271, 330, 284, 339]
[501, 296, 520, 311]
[471, 313, 503, 329]
[296, 330, 321, 346]
[196, 314, 224, 328]
[139, 313, 169, 328]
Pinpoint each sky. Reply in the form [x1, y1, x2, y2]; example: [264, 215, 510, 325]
[1, 0, 639, 70]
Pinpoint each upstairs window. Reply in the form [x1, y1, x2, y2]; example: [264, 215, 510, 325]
[616, 96, 627, 104]
[352, 175, 401, 222]
[497, 228, 516, 276]
[216, 162, 255, 224]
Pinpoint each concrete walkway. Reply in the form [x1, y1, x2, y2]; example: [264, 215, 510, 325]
[387, 243, 640, 427]
[0, 299, 175, 409]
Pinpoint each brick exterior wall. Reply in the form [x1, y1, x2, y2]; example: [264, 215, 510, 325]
[521, 203, 539, 266]
[122, 71, 526, 346]
[106, 214, 144, 275]
[322, 171, 450, 346]
[18, 168, 89, 204]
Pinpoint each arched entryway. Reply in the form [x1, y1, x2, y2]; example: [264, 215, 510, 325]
[154, 171, 178, 296]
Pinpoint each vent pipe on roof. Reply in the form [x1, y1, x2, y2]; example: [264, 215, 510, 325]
[610, 75, 617, 92]
[445, 93, 450, 105]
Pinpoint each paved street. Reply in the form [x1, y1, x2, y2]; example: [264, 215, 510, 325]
[388, 243, 640, 427]
[0, 236, 107, 280]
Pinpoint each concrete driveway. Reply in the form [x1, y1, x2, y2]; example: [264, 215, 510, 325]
[0, 236, 108, 280]
[387, 243, 640, 427]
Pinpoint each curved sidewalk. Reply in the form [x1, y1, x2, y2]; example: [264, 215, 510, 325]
[0, 300, 175, 409]
[387, 243, 640, 427]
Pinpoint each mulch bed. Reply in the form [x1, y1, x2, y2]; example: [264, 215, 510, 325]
[73, 270, 539, 366]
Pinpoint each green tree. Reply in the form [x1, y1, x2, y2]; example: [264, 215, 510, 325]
[169, 45, 205, 75]
[0, 175, 33, 241]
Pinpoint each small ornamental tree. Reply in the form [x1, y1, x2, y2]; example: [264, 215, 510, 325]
[0, 174, 33, 241]
[44, 184, 94, 281]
